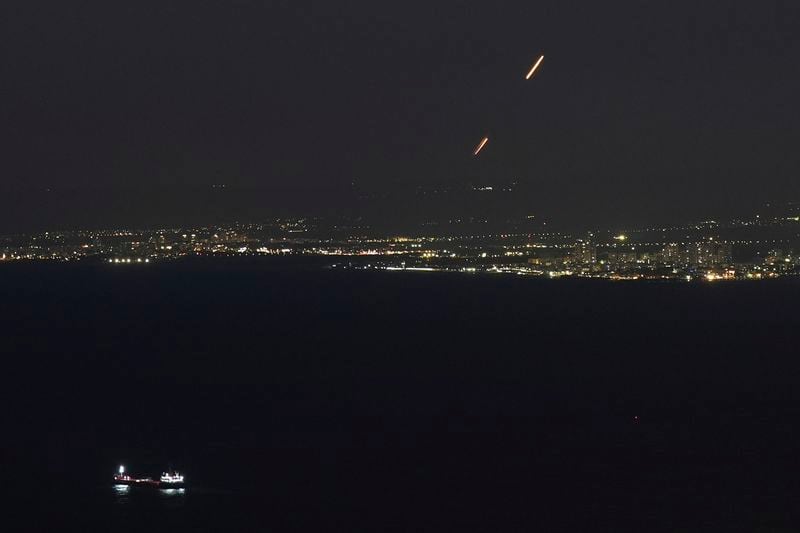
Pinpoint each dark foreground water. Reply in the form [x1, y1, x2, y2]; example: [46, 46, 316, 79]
[3, 258, 800, 532]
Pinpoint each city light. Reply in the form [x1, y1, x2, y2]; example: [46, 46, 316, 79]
[1, 215, 796, 280]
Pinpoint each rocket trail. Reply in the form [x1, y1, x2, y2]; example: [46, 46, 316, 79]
[525, 55, 544, 80]
[473, 136, 489, 156]
[469, 54, 544, 158]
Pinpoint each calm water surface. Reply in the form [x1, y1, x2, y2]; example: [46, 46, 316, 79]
[5, 258, 800, 532]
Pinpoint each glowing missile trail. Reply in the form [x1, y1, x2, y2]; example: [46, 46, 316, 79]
[473, 136, 489, 156]
[525, 55, 544, 80]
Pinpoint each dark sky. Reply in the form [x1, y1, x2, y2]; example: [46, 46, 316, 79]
[3, 1, 800, 231]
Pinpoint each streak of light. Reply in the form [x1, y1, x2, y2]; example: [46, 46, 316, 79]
[525, 55, 544, 80]
[473, 136, 489, 156]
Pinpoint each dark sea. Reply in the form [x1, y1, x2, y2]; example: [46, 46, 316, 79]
[3, 257, 800, 532]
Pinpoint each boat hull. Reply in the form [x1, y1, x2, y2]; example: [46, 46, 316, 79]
[158, 482, 185, 490]
[114, 479, 159, 488]
[114, 477, 184, 489]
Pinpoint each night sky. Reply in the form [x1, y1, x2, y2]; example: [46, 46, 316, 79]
[3, 1, 800, 231]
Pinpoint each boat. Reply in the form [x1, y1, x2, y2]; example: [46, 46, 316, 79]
[159, 471, 185, 489]
[113, 465, 185, 489]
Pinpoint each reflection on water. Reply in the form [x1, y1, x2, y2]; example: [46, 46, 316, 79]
[159, 488, 186, 496]
[113, 484, 130, 504]
[112, 484, 186, 506]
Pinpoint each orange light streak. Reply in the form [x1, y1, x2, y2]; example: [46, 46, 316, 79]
[525, 55, 544, 80]
[473, 136, 489, 156]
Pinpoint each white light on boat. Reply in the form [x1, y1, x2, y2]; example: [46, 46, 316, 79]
[119, 465, 125, 474]
[160, 472, 184, 483]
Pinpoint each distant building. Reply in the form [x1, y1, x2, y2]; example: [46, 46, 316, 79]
[660, 241, 731, 266]
[687, 241, 732, 266]
[605, 250, 638, 268]
[661, 243, 684, 264]
[527, 248, 570, 268]
[571, 239, 596, 266]
[764, 249, 784, 265]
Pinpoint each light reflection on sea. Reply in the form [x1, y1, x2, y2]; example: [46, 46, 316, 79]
[112, 484, 130, 503]
[111, 483, 187, 507]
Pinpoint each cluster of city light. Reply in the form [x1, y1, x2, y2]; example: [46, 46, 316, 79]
[108, 258, 150, 263]
[704, 270, 737, 281]
[2, 208, 798, 282]
[256, 247, 294, 254]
